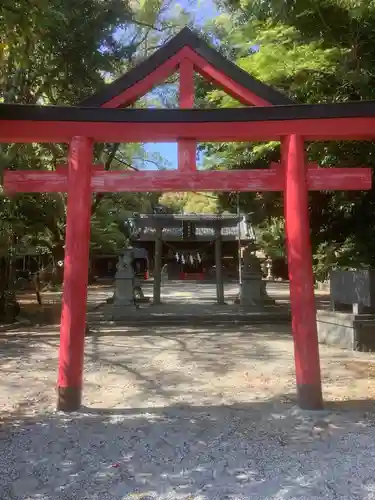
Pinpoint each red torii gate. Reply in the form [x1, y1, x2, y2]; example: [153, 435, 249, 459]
[1, 28, 373, 412]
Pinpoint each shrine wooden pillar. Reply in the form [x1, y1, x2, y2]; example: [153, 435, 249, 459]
[283, 134, 323, 410]
[215, 224, 225, 305]
[57, 136, 93, 411]
[153, 226, 163, 305]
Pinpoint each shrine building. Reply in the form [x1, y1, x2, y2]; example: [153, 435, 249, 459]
[129, 213, 254, 281]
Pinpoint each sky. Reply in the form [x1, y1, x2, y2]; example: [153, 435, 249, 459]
[184, 0, 220, 28]
[143, 0, 219, 170]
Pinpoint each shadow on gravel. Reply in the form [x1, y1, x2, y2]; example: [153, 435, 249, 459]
[0, 324, 60, 366]
[84, 324, 291, 381]
[0, 335, 39, 366]
[87, 323, 292, 338]
[1, 396, 375, 500]
[0, 323, 291, 340]
[0, 323, 291, 369]
[20, 324, 288, 402]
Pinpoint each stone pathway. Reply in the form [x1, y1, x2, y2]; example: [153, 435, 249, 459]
[92, 280, 331, 324]
[90, 281, 291, 324]
[143, 280, 290, 303]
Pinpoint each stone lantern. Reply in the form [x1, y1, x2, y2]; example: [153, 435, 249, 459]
[237, 244, 275, 307]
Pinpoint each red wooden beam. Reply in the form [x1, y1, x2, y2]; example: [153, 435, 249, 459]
[3, 117, 375, 143]
[178, 139, 197, 173]
[92, 168, 282, 192]
[102, 48, 191, 108]
[308, 167, 372, 190]
[271, 162, 372, 191]
[185, 47, 272, 107]
[178, 57, 196, 173]
[99, 45, 276, 109]
[4, 170, 68, 192]
[4, 165, 372, 194]
[4, 168, 282, 193]
[179, 57, 195, 108]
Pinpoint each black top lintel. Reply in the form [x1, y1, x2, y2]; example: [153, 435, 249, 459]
[2, 100, 375, 122]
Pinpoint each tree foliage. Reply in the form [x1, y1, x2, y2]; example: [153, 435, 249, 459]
[0, 0, 190, 288]
[4, 0, 375, 288]
[201, 0, 375, 277]
[159, 191, 219, 213]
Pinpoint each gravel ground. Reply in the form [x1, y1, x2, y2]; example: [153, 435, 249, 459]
[1, 320, 375, 499]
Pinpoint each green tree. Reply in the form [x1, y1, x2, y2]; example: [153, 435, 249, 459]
[257, 217, 285, 259]
[200, 2, 375, 276]
[159, 191, 219, 213]
[0, 0, 189, 292]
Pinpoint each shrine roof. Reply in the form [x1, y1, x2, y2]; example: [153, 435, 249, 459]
[3, 30, 375, 143]
[132, 213, 244, 228]
[80, 27, 294, 107]
[129, 213, 254, 241]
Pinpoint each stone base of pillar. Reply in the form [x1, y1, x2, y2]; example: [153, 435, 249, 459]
[57, 386, 82, 412]
[297, 383, 324, 410]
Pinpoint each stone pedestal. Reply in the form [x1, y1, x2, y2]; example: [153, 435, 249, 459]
[317, 269, 375, 351]
[113, 249, 135, 306]
[153, 227, 163, 305]
[166, 261, 180, 280]
[317, 310, 375, 351]
[161, 264, 168, 283]
[237, 247, 275, 307]
[215, 225, 225, 305]
[105, 249, 137, 319]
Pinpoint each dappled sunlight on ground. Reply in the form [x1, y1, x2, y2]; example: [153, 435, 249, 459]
[2, 283, 374, 499]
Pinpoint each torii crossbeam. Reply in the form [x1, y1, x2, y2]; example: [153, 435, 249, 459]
[1, 27, 374, 413]
[4, 163, 371, 193]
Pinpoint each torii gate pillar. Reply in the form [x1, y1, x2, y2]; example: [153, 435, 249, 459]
[284, 134, 323, 410]
[57, 136, 93, 411]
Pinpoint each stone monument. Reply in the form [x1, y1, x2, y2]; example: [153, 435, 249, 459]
[106, 248, 137, 319]
[317, 269, 375, 351]
[237, 244, 275, 307]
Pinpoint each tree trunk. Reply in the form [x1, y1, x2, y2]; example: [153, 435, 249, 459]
[0, 256, 9, 293]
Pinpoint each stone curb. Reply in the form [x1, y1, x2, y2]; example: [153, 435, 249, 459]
[87, 312, 291, 327]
